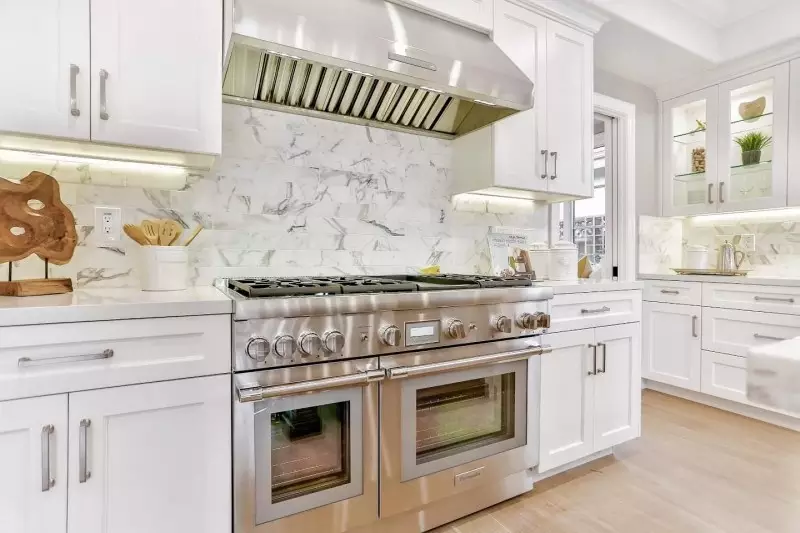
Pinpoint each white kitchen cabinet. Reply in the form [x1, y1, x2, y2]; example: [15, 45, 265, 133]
[90, 0, 221, 154]
[67, 375, 231, 533]
[789, 59, 800, 206]
[0, 0, 90, 141]
[0, 394, 68, 533]
[702, 306, 800, 358]
[540, 323, 641, 472]
[642, 302, 702, 390]
[700, 350, 749, 404]
[388, 0, 493, 32]
[452, 1, 594, 200]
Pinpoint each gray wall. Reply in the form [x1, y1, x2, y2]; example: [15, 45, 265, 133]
[594, 69, 659, 216]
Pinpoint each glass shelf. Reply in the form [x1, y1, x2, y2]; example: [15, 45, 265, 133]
[731, 112, 772, 125]
[673, 129, 706, 144]
[730, 160, 772, 173]
[673, 170, 706, 183]
[731, 112, 773, 136]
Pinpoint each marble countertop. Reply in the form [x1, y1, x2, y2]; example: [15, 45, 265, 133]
[0, 287, 233, 327]
[536, 279, 643, 294]
[639, 273, 800, 287]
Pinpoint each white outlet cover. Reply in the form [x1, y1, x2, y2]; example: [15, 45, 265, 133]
[740, 234, 756, 252]
[94, 206, 122, 243]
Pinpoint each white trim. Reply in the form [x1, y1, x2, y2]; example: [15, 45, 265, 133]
[532, 449, 613, 481]
[508, 0, 608, 35]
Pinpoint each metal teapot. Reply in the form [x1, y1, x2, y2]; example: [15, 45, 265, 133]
[719, 240, 745, 272]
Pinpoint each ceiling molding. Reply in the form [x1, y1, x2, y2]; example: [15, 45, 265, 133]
[512, 0, 608, 34]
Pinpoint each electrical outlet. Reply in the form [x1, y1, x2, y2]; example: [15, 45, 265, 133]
[740, 233, 756, 252]
[94, 206, 122, 244]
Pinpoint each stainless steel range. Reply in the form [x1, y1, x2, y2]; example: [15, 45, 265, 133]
[217, 275, 553, 533]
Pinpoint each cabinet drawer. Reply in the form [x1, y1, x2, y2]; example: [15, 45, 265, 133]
[701, 351, 748, 404]
[643, 280, 701, 305]
[549, 291, 641, 333]
[0, 315, 230, 401]
[701, 307, 800, 358]
[703, 283, 800, 314]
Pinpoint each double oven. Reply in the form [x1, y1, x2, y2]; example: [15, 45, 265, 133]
[229, 288, 551, 533]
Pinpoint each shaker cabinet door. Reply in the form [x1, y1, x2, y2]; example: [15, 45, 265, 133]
[0, 394, 68, 533]
[642, 302, 702, 390]
[788, 59, 800, 207]
[90, 0, 221, 154]
[0, 0, 90, 140]
[67, 376, 230, 533]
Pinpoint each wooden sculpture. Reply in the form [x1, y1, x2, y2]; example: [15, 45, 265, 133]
[0, 171, 77, 296]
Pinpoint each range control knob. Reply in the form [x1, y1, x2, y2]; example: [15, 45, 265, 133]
[273, 335, 297, 358]
[324, 330, 346, 354]
[299, 333, 323, 357]
[517, 313, 537, 330]
[494, 315, 512, 333]
[245, 336, 271, 362]
[446, 319, 467, 339]
[380, 325, 402, 347]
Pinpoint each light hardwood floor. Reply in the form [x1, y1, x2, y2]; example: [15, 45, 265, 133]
[433, 390, 800, 533]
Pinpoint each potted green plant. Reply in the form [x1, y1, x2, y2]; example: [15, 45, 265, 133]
[733, 131, 772, 165]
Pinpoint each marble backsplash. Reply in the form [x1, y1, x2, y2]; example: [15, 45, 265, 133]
[639, 212, 800, 278]
[1, 104, 547, 288]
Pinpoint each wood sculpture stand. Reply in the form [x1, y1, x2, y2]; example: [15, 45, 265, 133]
[0, 172, 77, 296]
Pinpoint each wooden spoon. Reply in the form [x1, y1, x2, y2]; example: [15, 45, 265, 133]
[141, 220, 160, 245]
[123, 224, 149, 246]
[182, 225, 203, 247]
[159, 220, 182, 246]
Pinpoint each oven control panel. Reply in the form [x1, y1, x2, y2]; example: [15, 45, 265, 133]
[233, 301, 550, 370]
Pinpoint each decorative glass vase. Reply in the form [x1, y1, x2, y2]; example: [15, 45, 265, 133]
[741, 150, 762, 166]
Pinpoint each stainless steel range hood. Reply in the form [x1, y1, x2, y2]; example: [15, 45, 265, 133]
[222, 0, 533, 139]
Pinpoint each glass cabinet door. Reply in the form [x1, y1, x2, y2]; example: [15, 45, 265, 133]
[661, 86, 719, 216]
[399, 360, 527, 481]
[718, 63, 789, 212]
[253, 387, 363, 524]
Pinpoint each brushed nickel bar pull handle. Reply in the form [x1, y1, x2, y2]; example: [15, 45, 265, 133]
[708, 183, 714, 204]
[754, 296, 795, 303]
[753, 333, 787, 342]
[69, 64, 80, 117]
[18, 349, 113, 368]
[588, 344, 597, 376]
[41, 425, 55, 491]
[79, 419, 91, 483]
[692, 316, 699, 338]
[660, 289, 680, 295]
[388, 52, 437, 71]
[387, 344, 550, 379]
[719, 181, 724, 204]
[581, 306, 611, 315]
[540, 150, 549, 179]
[549, 151, 558, 179]
[99, 69, 109, 120]
[597, 343, 607, 373]
[237, 369, 385, 402]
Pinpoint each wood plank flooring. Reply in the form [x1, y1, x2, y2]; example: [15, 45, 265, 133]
[433, 390, 800, 533]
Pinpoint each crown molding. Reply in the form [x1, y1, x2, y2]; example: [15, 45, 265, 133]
[511, 0, 608, 34]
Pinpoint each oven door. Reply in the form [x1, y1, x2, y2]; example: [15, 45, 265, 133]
[234, 359, 381, 533]
[380, 339, 546, 518]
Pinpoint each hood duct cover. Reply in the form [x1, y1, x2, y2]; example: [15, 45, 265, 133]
[222, 0, 534, 138]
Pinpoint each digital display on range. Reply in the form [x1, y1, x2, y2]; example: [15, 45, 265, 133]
[409, 325, 435, 338]
[405, 321, 440, 346]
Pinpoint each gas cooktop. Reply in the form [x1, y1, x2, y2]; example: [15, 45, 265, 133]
[226, 274, 533, 298]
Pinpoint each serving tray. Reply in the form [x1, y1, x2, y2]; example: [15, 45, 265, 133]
[671, 268, 750, 276]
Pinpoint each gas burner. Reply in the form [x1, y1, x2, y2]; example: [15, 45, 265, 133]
[227, 276, 419, 298]
[409, 274, 534, 288]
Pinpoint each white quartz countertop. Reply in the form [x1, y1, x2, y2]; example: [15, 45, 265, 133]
[639, 273, 800, 287]
[536, 279, 643, 294]
[0, 287, 233, 327]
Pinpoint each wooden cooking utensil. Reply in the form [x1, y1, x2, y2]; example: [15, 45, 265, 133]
[140, 219, 160, 245]
[159, 220, 182, 246]
[123, 224, 149, 246]
[182, 225, 203, 246]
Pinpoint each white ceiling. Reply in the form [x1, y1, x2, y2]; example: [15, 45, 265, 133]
[668, 0, 784, 28]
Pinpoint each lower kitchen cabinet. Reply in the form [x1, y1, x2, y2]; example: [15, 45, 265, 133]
[67, 375, 231, 533]
[0, 394, 68, 533]
[539, 322, 641, 472]
[642, 302, 702, 390]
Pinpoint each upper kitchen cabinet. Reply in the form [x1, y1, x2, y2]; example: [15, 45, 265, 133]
[0, 0, 90, 141]
[787, 59, 800, 206]
[717, 64, 789, 212]
[452, 0, 595, 201]
[661, 87, 719, 216]
[90, 0, 222, 154]
[0, 0, 221, 157]
[387, 0, 493, 32]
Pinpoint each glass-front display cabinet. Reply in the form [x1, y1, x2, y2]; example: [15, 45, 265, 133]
[718, 63, 789, 212]
[661, 86, 719, 216]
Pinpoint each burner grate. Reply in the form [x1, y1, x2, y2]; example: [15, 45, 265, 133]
[408, 274, 533, 288]
[228, 276, 418, 298]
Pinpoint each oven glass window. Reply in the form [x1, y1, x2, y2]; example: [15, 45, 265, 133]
[415, 373, 515, 465]
[269, 402, 351, 503]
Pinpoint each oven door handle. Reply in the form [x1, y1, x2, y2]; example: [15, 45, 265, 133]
[386, 344, 551, 379]
[237, 368, 385, 402]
